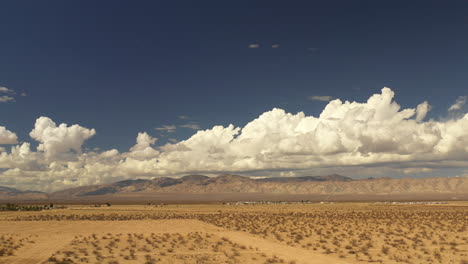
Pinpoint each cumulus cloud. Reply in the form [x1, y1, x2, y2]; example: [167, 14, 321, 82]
[142, 87, 468, 175]
[248, 43, 260, 48]
[0, 143, 39, 171]
[29, 117, 96, 159]
[0, 126, 18, 144]
[128, 132, 159, 159]
[308, 95, 333, 102]
[1, 87, 468, 191]
[155, 125, 176, 133]
[415, 101, 431, 122]
[449, 96, 467, 112]
[100, 149, 119, 158]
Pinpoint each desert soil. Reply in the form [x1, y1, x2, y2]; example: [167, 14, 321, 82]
[0, 203, 467, 264]
[0, 220, 348, 264]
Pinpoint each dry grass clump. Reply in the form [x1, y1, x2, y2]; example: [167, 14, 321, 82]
[0, 234, 37, 257]
[11, 212, 185, 221]
[196, 205, 468, 263]
[43, 232, 286, 264]
[4, 203, 467, 263]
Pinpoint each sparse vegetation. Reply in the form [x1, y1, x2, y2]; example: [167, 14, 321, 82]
[0, 203, 46, 211]
[195, 204, 468, 263]
[43, 232, 285, 264]
[0, 234, 36, 256]
[1, 203, 467, 263]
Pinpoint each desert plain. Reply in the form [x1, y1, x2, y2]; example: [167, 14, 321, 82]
[0, 202, 467, 264]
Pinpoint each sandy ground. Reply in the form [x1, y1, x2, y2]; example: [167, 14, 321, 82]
[0, 220, 350, 264]
[1, 203, 466, 263]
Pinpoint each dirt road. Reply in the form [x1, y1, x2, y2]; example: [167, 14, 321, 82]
[0, 220, 350, 264]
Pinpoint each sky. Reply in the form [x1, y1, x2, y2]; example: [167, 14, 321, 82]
[0, 1, 468, 191]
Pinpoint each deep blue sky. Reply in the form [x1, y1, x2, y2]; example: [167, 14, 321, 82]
[1, 0, 467, 151]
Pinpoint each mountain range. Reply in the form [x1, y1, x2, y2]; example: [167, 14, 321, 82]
[0, 186, 46, 200]
[1, 174, 467, 202]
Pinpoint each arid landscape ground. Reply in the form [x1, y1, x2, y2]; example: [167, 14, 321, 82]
[1, 202, 467, 264]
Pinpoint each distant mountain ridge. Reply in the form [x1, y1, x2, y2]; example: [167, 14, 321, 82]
[48, 174, 468, 199]
[1, 174, 467, 201]
[257, 174, 353, 182]
[0, 186, 47, 200]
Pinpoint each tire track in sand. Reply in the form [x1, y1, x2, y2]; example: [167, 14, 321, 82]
[1, 234, 73, 264]
[0, 220, 351, 264]
[204, 223, 351, 264]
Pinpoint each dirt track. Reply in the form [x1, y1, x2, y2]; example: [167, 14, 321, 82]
[0, 220, 349, 264]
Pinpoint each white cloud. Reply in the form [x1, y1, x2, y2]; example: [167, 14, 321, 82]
[0, 143, 38, 170]
[131, 132, 157, 150]
[155, 125, 176, 133]
[415, 101, 431, 122]
[0, 86, 16, 103]
[279, 171, 296, 177]
[178, 115, 190, 120]
[449, 96, 467, 112]
[1, 87, 468, 191]
[128, 132, 159, 159]
[0, 126, 18, 144]
[100, 149, 119, 158]
[272, 44, 280, 48]
[141, 87, 468, 175]
[0, 86, 14, 93]
[402, 167, 433, 174]
[0, 95, 15, 103]
[29, 117, 96, 159]
[248, 43, 260, 48]
[180, 123, 201, 130]
[308, 95, 333, 102]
